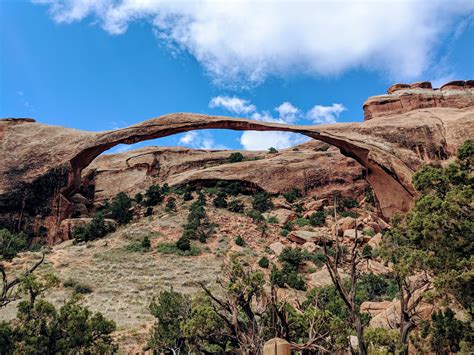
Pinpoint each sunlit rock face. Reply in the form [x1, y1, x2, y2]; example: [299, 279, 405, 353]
[1, 80, 472, 243]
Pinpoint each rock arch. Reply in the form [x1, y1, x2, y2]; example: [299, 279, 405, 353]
[65, 113, 416, 218]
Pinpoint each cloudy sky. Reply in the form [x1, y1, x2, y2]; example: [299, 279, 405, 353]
[1, 0, 473, 151]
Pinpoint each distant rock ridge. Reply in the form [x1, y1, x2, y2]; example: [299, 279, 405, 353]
[363, 80, 474, 120]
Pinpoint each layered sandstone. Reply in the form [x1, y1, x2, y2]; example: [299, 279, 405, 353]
[1, 80, 473, 242]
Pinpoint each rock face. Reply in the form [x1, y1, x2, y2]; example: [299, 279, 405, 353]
[86, 141, 366, 204]
[364, 80, 474, 120]
[1, 81, 473, 243]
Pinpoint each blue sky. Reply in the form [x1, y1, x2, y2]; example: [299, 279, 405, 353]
[1, 1, 473, 152]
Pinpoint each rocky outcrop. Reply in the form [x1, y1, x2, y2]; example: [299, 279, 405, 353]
[363, 80, 474, 120]
[86, 141, 367, 204]
[1, 81, 473, 242]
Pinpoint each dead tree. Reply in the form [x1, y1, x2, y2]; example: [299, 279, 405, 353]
[324, 197, 368, 355]
[1, 252, 45, 308]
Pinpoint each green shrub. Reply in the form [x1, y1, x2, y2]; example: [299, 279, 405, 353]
[212, 192, 228, 208]
[267, 216, 279, 224]
[165, 197, 177, 212]
[227, 200, 244, 213]
[247, 209, 264, 223]
[134, 192, 143, 204]
[340, 210, 359, 218]
[295, 217, 310, 227]
[176, 237, 191, 251]
[73, 213, 115, 243]
[198, 233, 207, 243]
[157, 242, 200, 256]
[306, 252, 327, 266]
[252, 192, 274, 212]
[278, 247, 305, 270]
[364, 187, 376, 206]
[283, 187, 302, 203]
[336, 197, 359, 212]
[309, 211, 325, 226]
[235, 235, 245, 247]
[144, 207, 154, 217]
[363, 228, 375, 237]
[0, 228, 28, 260]
[362, 245, 373, 259]
[144, 185, 163, 206]
[365, 328, 399, 354]
[229, 152, 244, 163]
[183, 190, 193, 201]
[142, 236, 151, 252]
[109, 192, 133, 225]
[258, 256, 269, 268]
[63, 279, 93, 294]
[268, 147, 278, 154]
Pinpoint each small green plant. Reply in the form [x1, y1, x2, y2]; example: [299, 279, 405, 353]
[229, 152, 244, 163]
[295, 217, 310, 227]
[247, 209, 264, 223]
[235, 235, 245, 247]
[364, 187, 376, 206]
[363, 228, 375, 237]
[268, 147, 278, 154]
[165, 197, 177, 212]
[283, 187, 302, 203]
[227, 200, 244, 213]
[0, 228, 28, 260]
[144, 207, 154, 217]
[340, 210, 359, 218]
[258, 256, 269, 268]
[73, 213, 115, 243]
[212, 192, 228, 208]
[267, 216, 279, 224]
[141, 236, 151, 252]
[176, 236, 191, 251]
[252, 192, 274, 212]
[134, 192, 143, 204]
[144, 184, 163, 206]
[157, 241, 200, 256]
[309, 211, 325, 226]
[183, 190, 193, 201]
[63, 279, 93, 294]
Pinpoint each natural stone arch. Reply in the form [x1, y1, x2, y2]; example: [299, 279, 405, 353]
[66, 113, 416, 219]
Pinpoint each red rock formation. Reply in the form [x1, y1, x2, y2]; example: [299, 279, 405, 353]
[1, 80, 472, 242]
[364, 80, 474, 120]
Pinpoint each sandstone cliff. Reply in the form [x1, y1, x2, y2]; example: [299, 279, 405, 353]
[1, 81, 472, 243]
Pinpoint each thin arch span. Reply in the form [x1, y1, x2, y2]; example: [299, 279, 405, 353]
[67, 113, 416, 218]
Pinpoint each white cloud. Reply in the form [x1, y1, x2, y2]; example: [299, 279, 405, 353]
[33, 0, 474, 86]
[307, 103, 346, 124]
[240, 131, 308, 151]
[209, 96, 256, 115]
[275, 102, 300, 123]
[178, 131, 227, 150]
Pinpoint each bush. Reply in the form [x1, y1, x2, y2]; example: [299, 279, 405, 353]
[247, 209, 264, 223]
[229, 152, 244, 163]
[157, 242, 200, 256]
[295, 217, 310, 227]
[267, 216, 279, 224]
[235, 235, 245, 247]
[336, 197, 359, 212]
[252, 192, 274, 213]
[165, 197, 177, 212]
[309, 211, 325, 226]
[63, 279, 93, 294]
[278, 247, 305, 270]
[227, 200, 244, 213]
[306, 252, 327, 266]
[183, 190, 193, 201]
[268, 147, 278, 154]
[340, 210, 359, 218]
[145, 185, 163, 206]
[283, 187, 302, 203]
[258, 256, 269, 268]
[109, 192, 133, 225]
[0, 229, 28, 260]
[142, 236, 151, 252]
[134, 192, 143, 204]
[364, 187, 376, 206]
[363, 228, 375, 237]
[212, 192, 228, 208]
[73, 213, 115, 243]
[144, 207, 154, 217]
[176, 237, 191, 251]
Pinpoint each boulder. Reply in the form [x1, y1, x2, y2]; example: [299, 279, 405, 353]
[71, 193, 91, 205]
[360, 301, 393, 316]
[288, 229, 330, 245]
[263, 209, 297, 226]
[268, 241, 285, 256]
[338, 217, 356, 234]
[305, 198, 329, 212]
[367, 233, 383, 249]
[358, 259, 392, 276]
